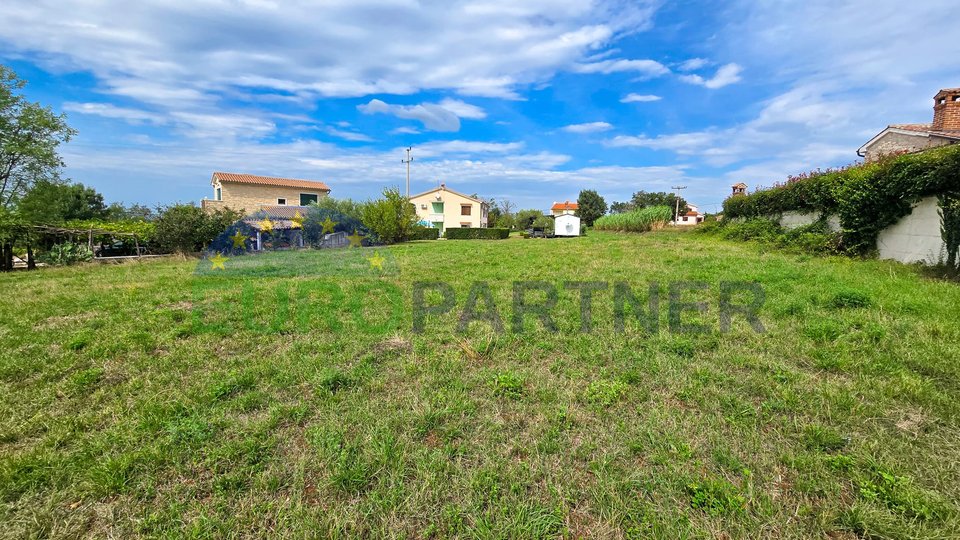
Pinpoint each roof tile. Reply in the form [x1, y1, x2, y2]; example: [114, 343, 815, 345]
[213, 172, 331, 191]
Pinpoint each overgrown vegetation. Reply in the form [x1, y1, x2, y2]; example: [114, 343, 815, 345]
[593, 205, 672, 232]
[3, 230, 958, 537]
[723, 145, 960, 255]
[697, 218, 844, 255]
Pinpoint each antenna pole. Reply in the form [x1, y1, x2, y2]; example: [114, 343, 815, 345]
[402, 147, 413, 197]
[671, 185, 687, 225]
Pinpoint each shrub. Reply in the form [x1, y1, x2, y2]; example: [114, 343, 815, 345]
[444, 227, 510, 240]
[360, 187, 418, 244]
[154, 204, 241, 253]
[723, 145, 960, 254]
[409, 226, 439, 240]
[719, 219, 782, 242]
[41, 241, 93, 265]
[593, 206, 672, 232]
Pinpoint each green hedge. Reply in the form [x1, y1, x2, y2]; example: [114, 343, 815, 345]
[409, 226, 440, 240]
[444, 227, 510, 240]
[723, 145, 960, 253]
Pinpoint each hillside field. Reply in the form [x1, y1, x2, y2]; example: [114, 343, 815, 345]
[1, 230, 959, 538]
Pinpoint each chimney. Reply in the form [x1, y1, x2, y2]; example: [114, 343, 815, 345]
[932, 88, 960, 132]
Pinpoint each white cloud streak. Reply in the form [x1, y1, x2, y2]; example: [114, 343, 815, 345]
[562, 122, 613, 133]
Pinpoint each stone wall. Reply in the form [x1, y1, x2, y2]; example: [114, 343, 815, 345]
[864, 131, 950, 162]
[876, 196, 946, 265]
[205, 181, 329, 215]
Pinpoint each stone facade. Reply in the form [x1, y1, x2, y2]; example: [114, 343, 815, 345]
[201, 173, 330, 215]
[861, 131, 951, 162]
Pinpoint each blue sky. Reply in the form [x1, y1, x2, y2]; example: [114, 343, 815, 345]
[1, 0, 958, 213]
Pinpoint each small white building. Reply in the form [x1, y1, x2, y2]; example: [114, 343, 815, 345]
[673, 204, 705, 226]
[554, 213, 580, 236]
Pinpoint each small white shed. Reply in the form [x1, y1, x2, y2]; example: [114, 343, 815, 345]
[554, 214, 580, 237]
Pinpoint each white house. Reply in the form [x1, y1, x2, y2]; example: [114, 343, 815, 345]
[673, 204, 705, 226]
[554, 213, 580, 236]
[551, 201, 578, 216]
[410, 183, 489, 234]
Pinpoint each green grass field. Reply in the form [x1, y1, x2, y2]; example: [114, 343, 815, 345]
[2, 230, 959, 538]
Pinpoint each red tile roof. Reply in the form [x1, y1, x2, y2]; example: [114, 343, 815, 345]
[212, 172, 331, 191]
[551, 201, 578, 211]
[888, 124, 960, 137]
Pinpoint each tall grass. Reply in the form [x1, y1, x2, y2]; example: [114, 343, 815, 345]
[593, 205, 673, 232]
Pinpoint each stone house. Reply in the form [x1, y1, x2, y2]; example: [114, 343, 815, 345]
[858, 88, 960, 161]
[201, 172, 331, 215]
[410, 183, 488, 233]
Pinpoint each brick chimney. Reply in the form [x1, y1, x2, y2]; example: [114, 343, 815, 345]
[932, 88, 960, 132]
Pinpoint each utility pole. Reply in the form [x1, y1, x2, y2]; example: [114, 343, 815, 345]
[671, 185, 687, 225]
[402, 146, 413, 197]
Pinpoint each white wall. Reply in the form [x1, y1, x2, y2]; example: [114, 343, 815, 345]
[877, 196, 946, 264]
[555, 214, 580, 236]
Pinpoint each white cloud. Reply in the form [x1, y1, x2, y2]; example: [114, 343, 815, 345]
[607, 132, 717, 153]
[436, 98, 487, 120]
[620, 93, 661, 103]
[679, 63, 743, 89]
[322, 127, 374, 142]
[63, 102, 165, 124]
[677, 58, 708, 72]
[573, 59, 670, 77]
[357, 99, 459, 132]
[390, 126, 421, 135]
[562, 122, 614, 134]
[0, 1, 658, 105]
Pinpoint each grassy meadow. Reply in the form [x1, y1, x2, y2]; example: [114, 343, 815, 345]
[1, 230, 959, 538]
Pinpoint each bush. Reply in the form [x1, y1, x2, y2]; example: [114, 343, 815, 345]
[701, 218, 844, 255]
[444, 227, 510, 240]
[409, 226, 439, 240]
[360, 188, 418, 244]
[153, 204, 241, 254]
[723, 145, 960, 254]
[593, 206, 672, 232]
[41, 241, 93, 265]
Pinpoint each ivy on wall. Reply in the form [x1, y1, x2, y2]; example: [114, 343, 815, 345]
[723, 145, 960, 255]
[940, 194, 960, 268]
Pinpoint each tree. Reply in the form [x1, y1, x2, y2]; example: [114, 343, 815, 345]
[514, 209, 544, 230]
[0, 66, 76, 209]
[360, 187, 418, 244]
[106, 202, 156, 221]
[609, 201, 632, 214]
[576, 189, 607, 226]
[18, 180, 107, 223]
[0, 66, 76, 270]
[623, 191, 689, 215]
[153, 204, 240, 253]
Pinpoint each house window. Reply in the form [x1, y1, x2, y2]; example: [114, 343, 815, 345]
[460, 223, 470, 227]
[682, 216, 688, 222]
[461, 204, 472, 216]
[300, 193, 318, 206]
[277, 198, 286, 205]
[215, 187, 222, 201]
